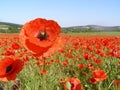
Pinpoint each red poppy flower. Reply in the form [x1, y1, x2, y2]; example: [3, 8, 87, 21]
[39, 69, 47, 75]
[11, 42, 20, 50]
[64, 78, 84, 90]
[93, 58, 102, 65]
[86, 63, 94, 70]
[0, 57, 24, 82]
[62, 60, 68, 67]
[78, 64, 84, 69]
[89, 77, 97, 84]
[113, 80, 120, 88]
[92, 69, 107, 82]
[19, 18, 61, 56]
[43, 36, 64, 57]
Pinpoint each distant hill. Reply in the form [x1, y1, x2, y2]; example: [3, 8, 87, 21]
[0, 22, 22, 33]
[62, 25, 120, 33]
[0, 22, 120, 33]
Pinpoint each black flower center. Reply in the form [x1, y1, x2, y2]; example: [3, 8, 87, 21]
[6, 64, 12, 73]
[37, 31, 48, 40]
[71, 83, 74, 88]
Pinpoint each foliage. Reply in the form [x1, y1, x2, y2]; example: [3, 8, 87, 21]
[0, 33, 120, 90]
[0, 22, 22, 33]
[62, 28, 120, 33]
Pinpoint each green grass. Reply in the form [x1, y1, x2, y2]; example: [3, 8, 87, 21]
[0, 32, 120, 90]
[62, 31, 120, 36]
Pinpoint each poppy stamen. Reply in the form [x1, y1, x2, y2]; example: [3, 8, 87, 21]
[37, 31, 48, 40]
[6, 64, 12, 73]
[71, 83, 74, 88]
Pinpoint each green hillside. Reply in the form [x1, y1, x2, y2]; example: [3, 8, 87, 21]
[62, 25, 120, 33]
[0, 22, 22, 33]
[1, 22, 120, 34]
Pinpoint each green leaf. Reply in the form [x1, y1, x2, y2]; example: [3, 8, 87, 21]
[66, 81, 71, 90]
[117, 75, 120, 79]
[57, 86, 60, 90]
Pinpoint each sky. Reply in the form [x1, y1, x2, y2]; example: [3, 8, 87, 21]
[0, 0, 120, 27]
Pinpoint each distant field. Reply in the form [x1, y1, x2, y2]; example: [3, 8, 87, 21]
[62, 31, 120, 36]
[0, 31, 120, 38]
[0, 32, 120, 90]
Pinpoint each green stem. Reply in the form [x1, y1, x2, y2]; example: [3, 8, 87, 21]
[98, 81, 102, 90]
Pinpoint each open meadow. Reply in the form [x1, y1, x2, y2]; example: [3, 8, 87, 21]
[0, 32, 120, 90]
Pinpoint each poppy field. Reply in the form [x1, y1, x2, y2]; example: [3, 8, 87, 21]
[0, 33, 120, 90]
[0, 18, 120, 90]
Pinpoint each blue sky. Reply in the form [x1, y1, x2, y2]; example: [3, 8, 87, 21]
[0, 0, 120, 27]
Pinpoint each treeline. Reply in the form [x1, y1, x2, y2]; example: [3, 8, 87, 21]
[0, 22, 22, 33]
[62, 28, 120, 33]
[0, 27, 120, 33]
[0, 29, 20, 33]
[0, 26, 21, 33]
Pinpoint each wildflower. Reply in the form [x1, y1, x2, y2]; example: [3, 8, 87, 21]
[78, 64, 84, 69]
[89, 77, 97, 84]
[43, 36, 64, 57]
[92, 69, 107, 82]
[62, 60, 68, 67]
[82, 72, 88, 76]
[113, 80, 120, 89]
[11, 42, 20, 50]
[86, 63, 94, 70]
[64, 77, 84, 90]
[19, 18, 62, 56]
[93, 58, 102, 65]
[39, 69, 47, 75]
[0, 57, 24, 82]
[50, 59, 54, 63]
[83, 52, 92, 60]
[60, 78, 66, 83]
